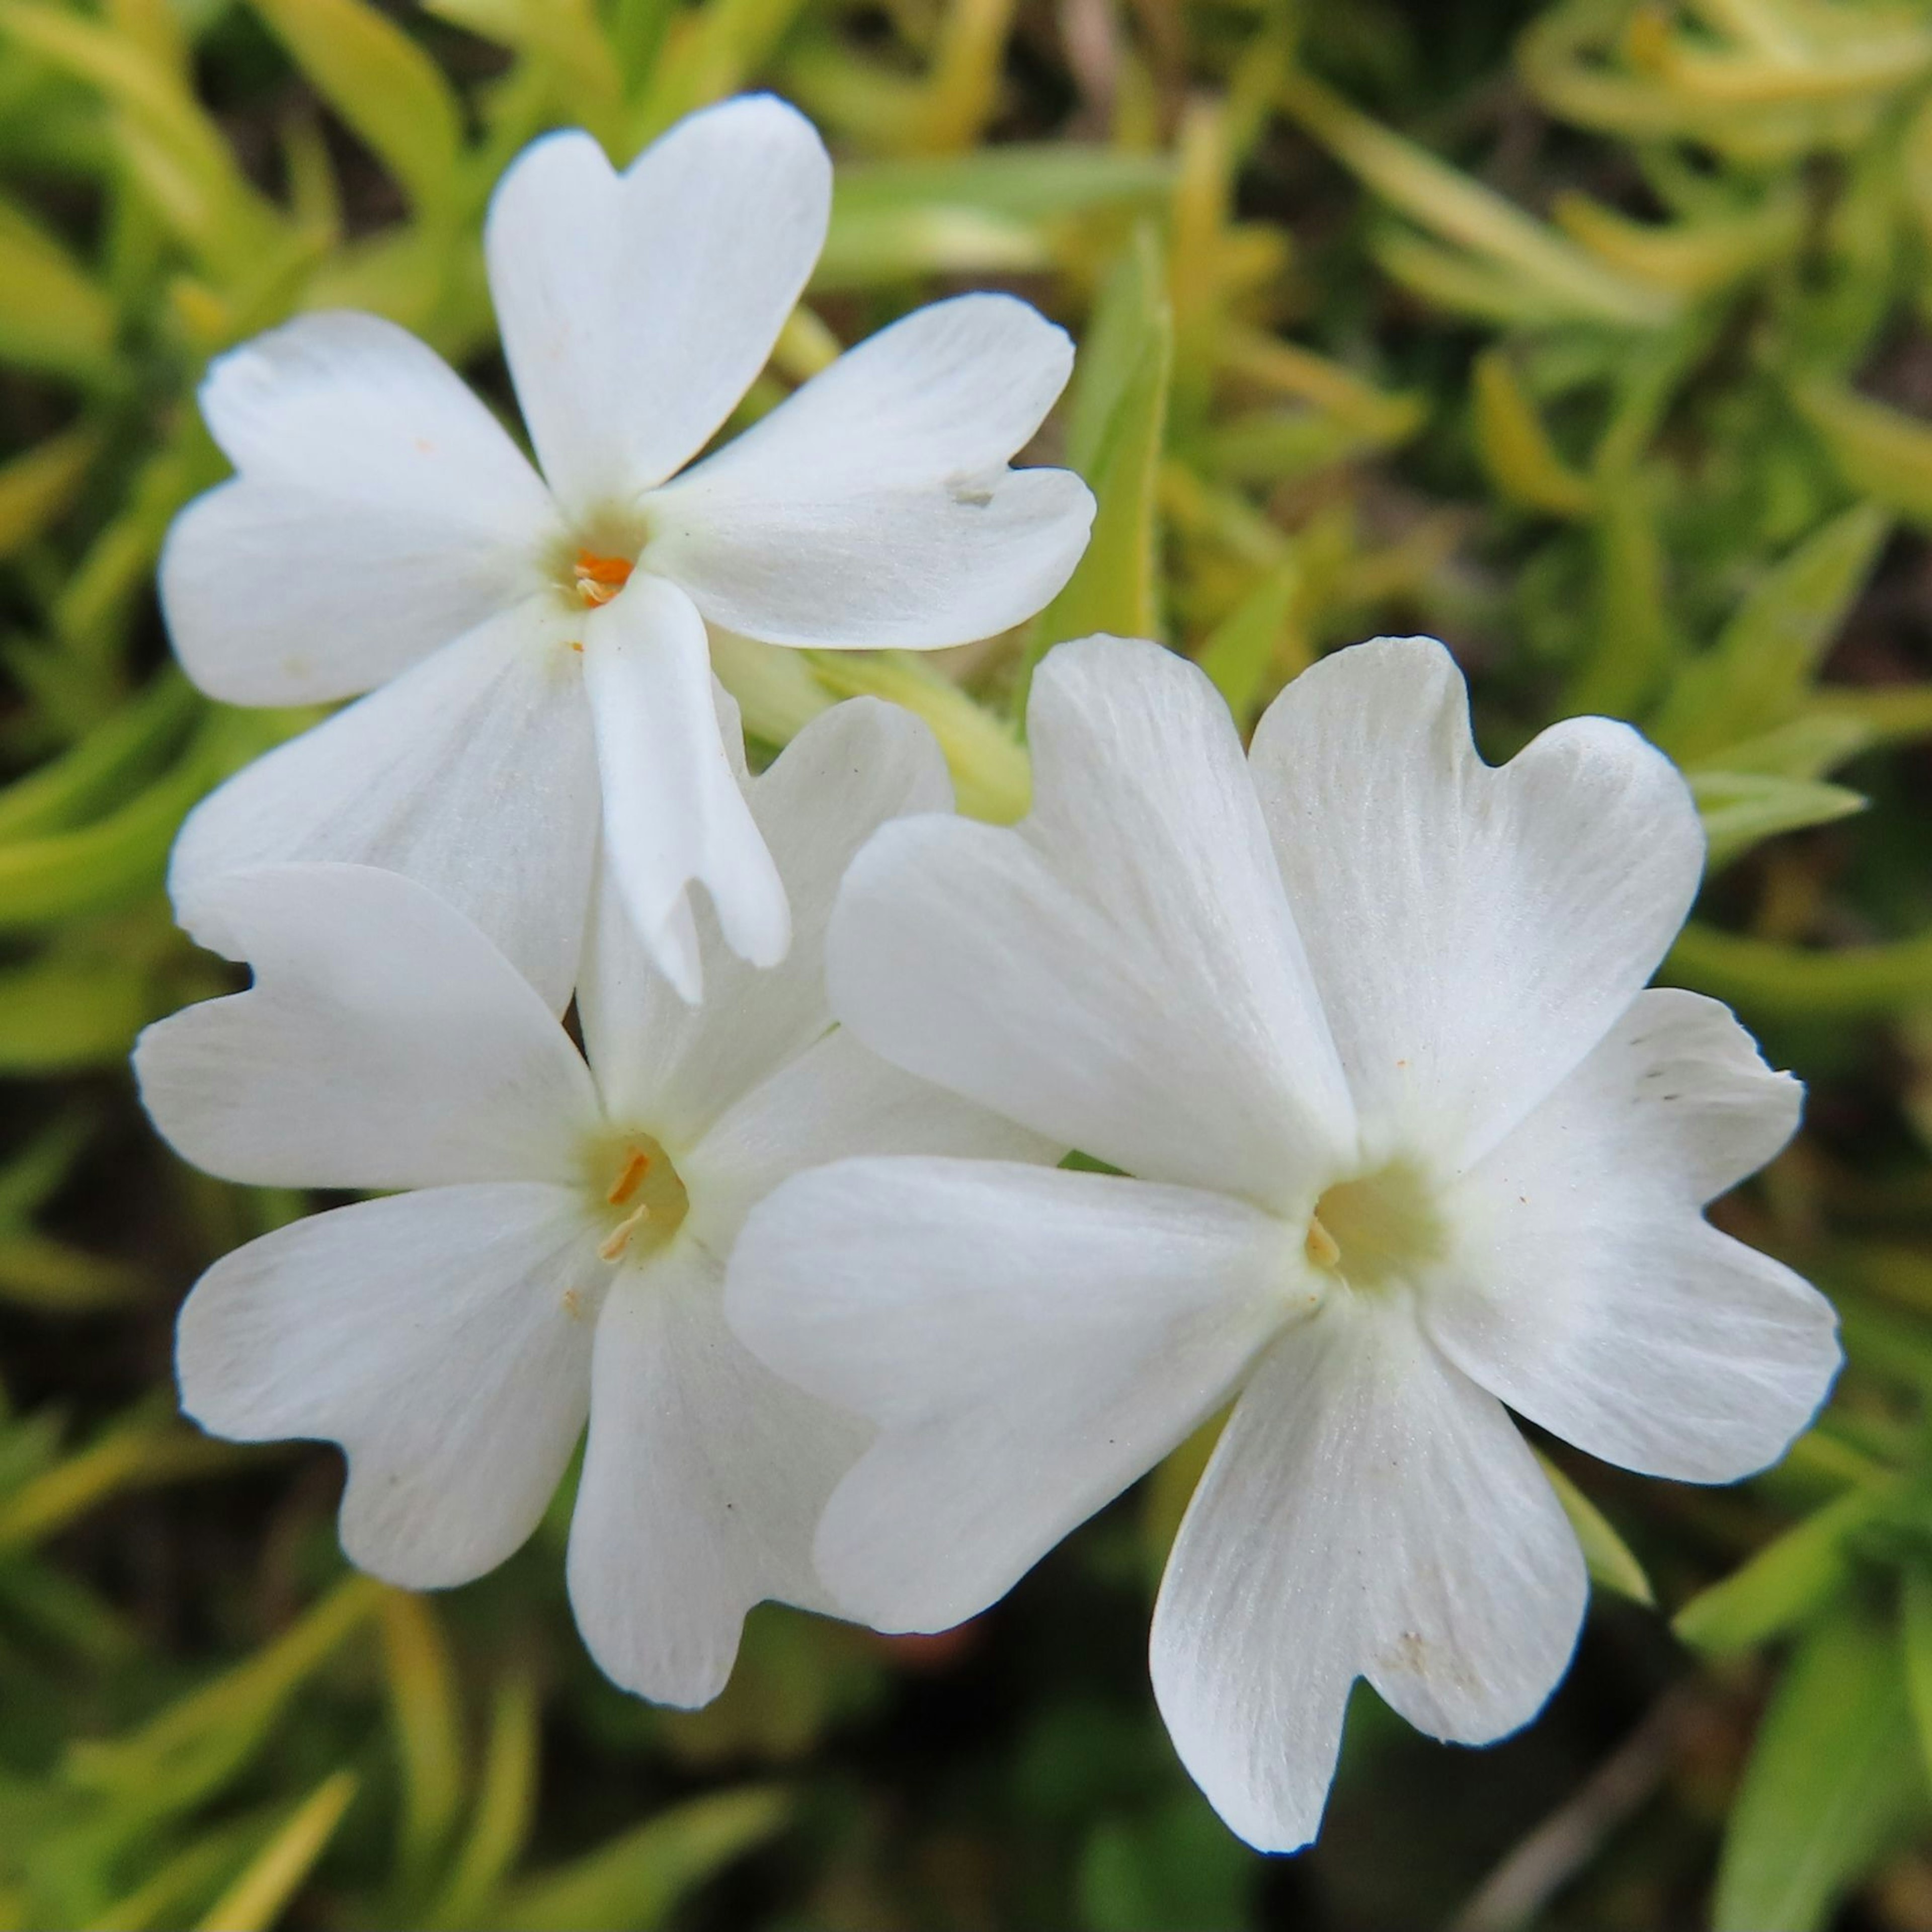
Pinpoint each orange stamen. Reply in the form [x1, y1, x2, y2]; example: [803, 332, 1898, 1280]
[574, 549, 634, 607]
[607, 1148, 652, 1205]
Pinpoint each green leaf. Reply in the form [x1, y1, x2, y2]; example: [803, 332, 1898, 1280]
[0, 722, 224, 931]
[246, 0, 463, 221]
[1019, 225, 1172, 693]
[0, 426, 104, 557]
[0, 673, 198, 845]
[833, 147, 1173, 224]
[1567, 463, 1674, 719]
[1537, 1453, 1653, 1604]
[423, 1668, 539, 1932]
[1692, 768, 1866, 869]
[1078, 1797, 1256, 1932]
[378, 1590, 466, 1886]
[1195, 553, 1303, 726]
[0, 202, 115, 384]
[1280, 67, 1677, 329]
[66, 1576, 379, 1820]
[1700, 712, 1874, 781]
[194, 1770, 358, 1932]
[1794, 377, 1932, 527]
[496, 1787, 792, 1932]
[0, 949, 153, 1074]
[1713, 1607, 1924, 1932]
[1673, 1480, 1896, 1654]
[0, 3, 278, 271]
[1655, 501, 1892, 760]
[1470, 350, 1594, 517]
[1667, 920, 1932, 1019]
[1902, 1570, 1932, 1796]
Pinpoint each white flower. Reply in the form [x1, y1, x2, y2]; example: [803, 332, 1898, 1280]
[135, 699, 1050, 1705]
[159, 95, 1094, 1008]
[725, 635, 1842, 1849]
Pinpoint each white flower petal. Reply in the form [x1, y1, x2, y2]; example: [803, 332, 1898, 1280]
[827, 638, 1354, 1209]
[579, 696, 951, 1139]
[164, 311, 558, 705]
[1248, 636, 1706, 1169]
[580, 574, 788, 1002]
[1152, 1299, 1587, 1854]
[646, 294, 1093, 647]
[177, 1184, 602, 1588]
[686, 1027, 1056, 1252]
[169, 600, 599, 1014]
[568, 1240, 869, 1707]
[486, 101, 830, 517]
[725, 1158, 1296, 1633]
[1424, 989, 1840, 1483]
[136, 864, 602, 1192]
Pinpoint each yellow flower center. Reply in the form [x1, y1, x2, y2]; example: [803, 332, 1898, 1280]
[1303, 1158, 1445, 1291]
[588, 1131, 688, 1264]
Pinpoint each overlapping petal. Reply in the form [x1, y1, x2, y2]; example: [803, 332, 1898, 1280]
[580, 574, 789, 1004]
[1424, 989, 1840, 1482]
[169, 602, 600, 1014]
[578, 696, 952, 1141]
[163, 311, 559, 705]
[827, 639, 1354, 1210]
[686, 1027, 1056, 1252]
[726, 1158, 1299, 1633]
[1151, 1298, 1587, 1853]
[486, 99, 830, 517]
[645, 295, 1093, 647]
[178, 1184, 604, 1589]
[567, 1243, 870, 1707]
[1248, 636, 1706, 1170]
[135, 864, 601, 1193]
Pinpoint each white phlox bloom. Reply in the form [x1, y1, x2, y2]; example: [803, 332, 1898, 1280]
[136, 700, 1052, 1706]
[159, 94, 1094, 1010]
[725, 634, 1843, 1850]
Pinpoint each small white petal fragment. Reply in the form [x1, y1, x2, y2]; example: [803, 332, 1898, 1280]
[137, 864, 603, 1191]
[1247, 635, 1707, 1167]
[163, 311, 559, 705]
[486, 100, 831, 515]
[726, 1157, 1294, 1635]
[178, 1184, 603, 1588]
[1426, 989, 1841, 1482]
[1152, 1299, 1587, 1854]
[827, 638, 1354, 1209]
[648, 294, 1095, 647]
[580, 573, 789, 1001]
[568, 1244, 869, 1708]
[169, 602, 600, 1014]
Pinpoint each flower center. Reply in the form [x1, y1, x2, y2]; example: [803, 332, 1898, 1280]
[1303, 1158, 1445, 1292]
[588, 1132, 688, 1264]
[573, 548, 633, 607]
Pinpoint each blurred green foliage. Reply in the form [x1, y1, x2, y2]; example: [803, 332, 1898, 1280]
[4, 0, 1932, 1924]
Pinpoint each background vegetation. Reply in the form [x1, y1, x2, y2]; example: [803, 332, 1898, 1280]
[2, 0, 1931, 1923]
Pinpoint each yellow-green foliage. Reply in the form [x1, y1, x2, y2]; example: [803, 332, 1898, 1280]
[3, 1, 1932, 1926]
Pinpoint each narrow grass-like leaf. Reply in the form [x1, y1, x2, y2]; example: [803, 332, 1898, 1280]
[247, 0, 463, 221]
[1020, 225, 1172, 686]
[1713, 1608, 1923, 1932]
[496, 1787, 792, 1931]
[1673, 1480, 1896, 1654]
[194, 1772, 358, 1932]
[1693, 769, 1867, 868]
[1537, 1453, 1654, 1605]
